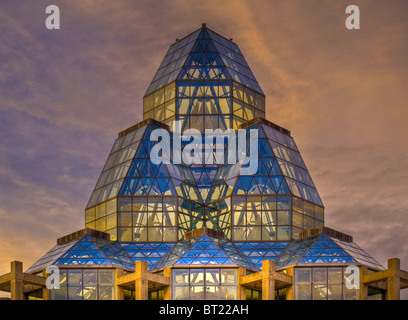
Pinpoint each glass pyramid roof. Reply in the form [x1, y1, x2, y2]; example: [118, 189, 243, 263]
[87, 122, 203, 209]
[145, 26, 263, 96]
[27, 233, 383, 274]
[150, 234, 260, 272]
[119, 242, 176, 267]
[234, 241, 291, 267]
[208, 122, 323, 206]
[274, 233, 384, 270]
[26, 235, 136, 273]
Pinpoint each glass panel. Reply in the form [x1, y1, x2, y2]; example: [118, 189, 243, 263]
[68, 270, 82, 286]
[262, 226, 276, 240]
[295, 284, 311, 300]
[205, 269, 220, 284]
[68, 287, 82, 300]
[221, 269, 237, 284]
[190, 286, 205, 300]
[118, 227, 132, 242]
[328, 268, 342, 284]
[83, 270, 97, 286]
[83, 286, 97, 300]
[277, 211, 290, 225]
[106, 198, 116, 214]
[296, 268, 311, 283]
[163, 227, 177, 241]
[99, 270, 114, 285]
[328, 284, 342, 300]
[313, 284, 327, 300]
[190, 269, 205, 285]
[292, 212, 303, 228]
[313, 268, 327, 284]
[220, 286, 236, 300]
[148, 227, 162, 241]
[173, 269, 189, 284]
[106, 213, 117, 229]
[206, 286, 220, 300]
[99, 287, 114, 300]
[174, 286, 189, 300]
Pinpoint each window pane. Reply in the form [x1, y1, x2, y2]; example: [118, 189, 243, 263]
[262, 226, 276, 240]
[133, 227, 147, 242]
[68, 270, 82, 286]
[174, 286, 189, 300]
[83, 270, 97, 286]
[220, 286, 236, 300]
[52, 287, 67, 300]
[68, 287, 82, 300]
[313, 268, 327, 284]
[295, 268, 311, 283]
[106, 213, 117, 229]
[173, 269, 189, 284]
[221, 269, 237, 284]
[328, 268, 342, 284]
[163, 227, 177, 241]
[99, 287, 114, 300]
[190, 269, 205, 285]
[313, 284, 327, 300]
[118, 227, 132, 242]
[247, 226, 262, 241]
[99, 270, 114, 285]
[190, 286, 205, 300]
[59, 269, 67, 286]
[328, 284, 342, 300]
[295, 284, 311, 300]
[277, 226, 291, 240]
[148, 227, 162, 241]
[277, 211, 290, 225]
[206, 286, 220, 300]
[205, 269, 220, 284]
[83, 286, 97, 300]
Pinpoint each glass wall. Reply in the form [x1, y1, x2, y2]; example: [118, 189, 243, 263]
[294, 267, 359, 300]
[116, 196, 177, 242]
[232, 195, 291, 241]
[51, 269, 115, 300]
[172, 268, 237, 300]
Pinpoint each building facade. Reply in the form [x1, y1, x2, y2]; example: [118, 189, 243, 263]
[1, 24, 407, 300]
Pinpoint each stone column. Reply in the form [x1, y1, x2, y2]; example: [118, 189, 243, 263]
[285, 267, 295, 300]
[237, 267, 247, 300]
[10, 261, 24, 300]
[261, 260, 275, 300]
[359, 266, 368, 300]
[115, 268, 125, 300]
[387, 258, 400, 300]
[163, 267, 172, 300]
[135, 261, 149, 300]
[42, 268, 50, 300]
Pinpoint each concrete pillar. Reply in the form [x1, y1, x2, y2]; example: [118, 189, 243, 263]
[285, 267, 295, 300]
[42, 269, 50, 300]
[237, 267, 247, 300]
[135, 261, 149, 300]
[387, 258, 401, 300]
[115, 268, 124, 300]
[163, 267, 172, 300]
[10, 261, 24, 300]
[359, 266, 368, 300]
[261, 260, 275, 300]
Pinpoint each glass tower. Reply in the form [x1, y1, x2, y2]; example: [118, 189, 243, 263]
[19, 24, 401, 301]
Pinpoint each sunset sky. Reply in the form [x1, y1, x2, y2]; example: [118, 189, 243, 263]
[0, 0, 407, 298]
